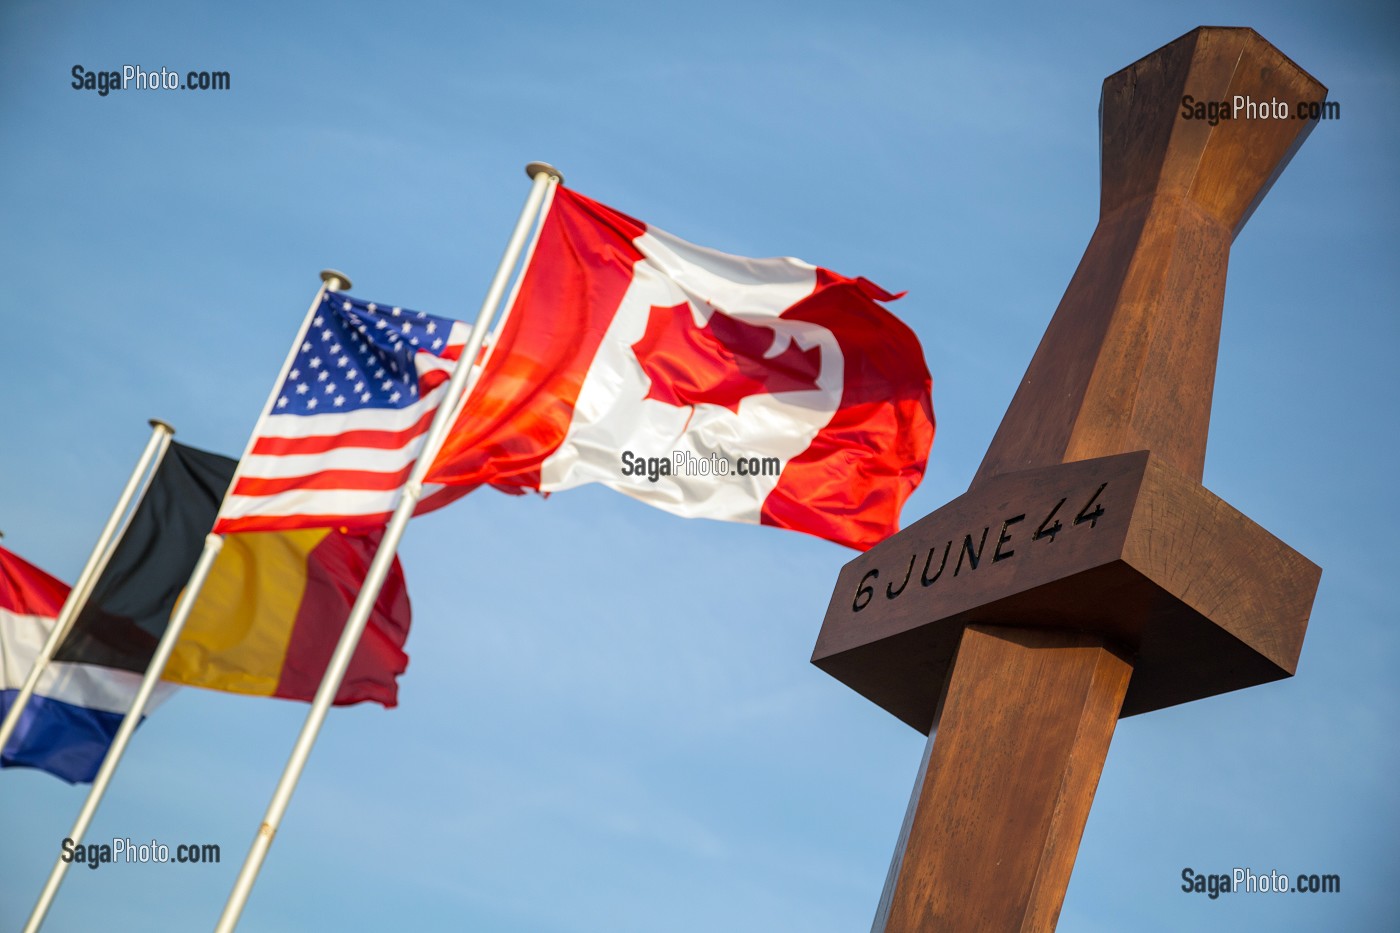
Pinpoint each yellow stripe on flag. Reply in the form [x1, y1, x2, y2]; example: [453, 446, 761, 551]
[165, 528, 331, 696]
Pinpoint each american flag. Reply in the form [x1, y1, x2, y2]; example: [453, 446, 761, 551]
[215, 291, 472, 533]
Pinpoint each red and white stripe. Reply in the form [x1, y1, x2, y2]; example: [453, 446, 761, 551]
[215, 321, 472, 533]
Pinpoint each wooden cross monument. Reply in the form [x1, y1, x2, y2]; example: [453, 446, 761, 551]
[812, 27, 1325, 931]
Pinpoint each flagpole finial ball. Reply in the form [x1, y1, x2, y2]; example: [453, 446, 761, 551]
[320, 269, 353, 291]
[148, 419, 176, 437]
[525, 162, 564, 184]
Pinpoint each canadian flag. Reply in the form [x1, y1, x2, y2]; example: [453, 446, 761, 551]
[425, 186, 934, 550]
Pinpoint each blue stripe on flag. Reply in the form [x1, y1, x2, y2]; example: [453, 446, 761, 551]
[0, 688, 135, 784]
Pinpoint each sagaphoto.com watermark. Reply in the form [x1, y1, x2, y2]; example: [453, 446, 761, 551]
[1180, 93, 1340, 125]
[71, 64, 230, 97]
[1181, 866, 1341, 899]
[620, 450, 781, 483]
[60, 836, 220, 870]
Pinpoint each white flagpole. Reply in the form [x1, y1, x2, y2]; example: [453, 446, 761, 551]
[441, 170, 557, 434]
[214, 161, 563, 932]
[22, 534, 223, 932]
[0, 418, 174, 759]
[22, 272, 351, 932]
[220, 270, 353, 497]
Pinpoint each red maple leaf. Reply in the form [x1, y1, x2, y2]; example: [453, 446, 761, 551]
[630, 303, 822, 414]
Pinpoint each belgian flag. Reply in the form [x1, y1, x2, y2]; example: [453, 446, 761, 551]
[164, 525, 410, 706]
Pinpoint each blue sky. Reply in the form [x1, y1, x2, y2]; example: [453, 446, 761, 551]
[1, 1, 1396, 930]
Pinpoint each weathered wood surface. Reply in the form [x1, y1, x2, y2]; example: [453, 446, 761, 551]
[883, 626, 1131, 932]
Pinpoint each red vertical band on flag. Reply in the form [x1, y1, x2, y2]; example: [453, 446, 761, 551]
[271, 528, 411, 707]
[761, 269, 934, 550]
[426, 188, 646, 491]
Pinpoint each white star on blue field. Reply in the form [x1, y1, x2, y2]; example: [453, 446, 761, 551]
[274, 293, 455, 415]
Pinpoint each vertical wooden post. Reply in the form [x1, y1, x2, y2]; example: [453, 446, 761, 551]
[885, 627, 1131, 931]
[814, 27, 1327, 932]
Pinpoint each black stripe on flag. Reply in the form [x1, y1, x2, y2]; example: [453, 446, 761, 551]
[52, 442, 236, 673]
